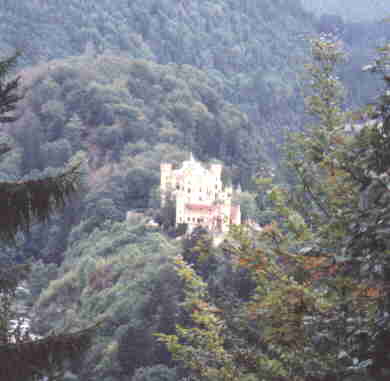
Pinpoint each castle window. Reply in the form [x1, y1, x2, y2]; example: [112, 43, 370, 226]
[187, 217, 190, 222]
[188, 188, 191, 193]
[176, 184, 180, 190]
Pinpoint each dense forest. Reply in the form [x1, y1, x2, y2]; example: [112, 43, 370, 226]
[0, 0, 389, 380]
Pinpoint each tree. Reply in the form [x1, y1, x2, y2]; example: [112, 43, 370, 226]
[159, 35, 390, 381]
[0, 53, 93, 381]
[347, 41, 390, 380]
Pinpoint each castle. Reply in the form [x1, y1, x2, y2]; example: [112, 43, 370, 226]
[160, 154, 241, 233]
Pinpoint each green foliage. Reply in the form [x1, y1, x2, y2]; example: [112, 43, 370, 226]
[0, 161, 83, 243]
[0, 51, 22, 123]
[234, 191, 259, 222]
[158, 255, 242, 381]
[0, 0, 319, 165]
[14, 55, 258, 184]
[0, 2, 387, 381]
[158, 192, 176, 232]
[0, 53, 93, 381]
[160, 35, 390, 381]
[182, 227, 216, 280]
[0, 51, 261, 266]
[32, 221, 184, 380]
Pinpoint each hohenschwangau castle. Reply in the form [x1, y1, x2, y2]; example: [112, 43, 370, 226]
[160, 154, 241, 233]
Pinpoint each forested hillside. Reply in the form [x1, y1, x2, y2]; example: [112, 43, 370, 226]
[0, 53, 257, 264]
[0, 0, 319, 160]
[0, 0, 387, 159]
[0, 51, 262, 380]
[0, 1, 389, 380]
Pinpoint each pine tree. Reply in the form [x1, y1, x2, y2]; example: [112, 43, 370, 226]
[0, 53, 93, 381]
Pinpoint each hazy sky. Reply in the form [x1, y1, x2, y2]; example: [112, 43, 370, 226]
[301, 0, 390, 22]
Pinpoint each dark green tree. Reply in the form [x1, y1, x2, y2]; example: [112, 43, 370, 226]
[0, 53, 23, 124]
[346, 42, 390, 381]
[0, 53, 93, 381]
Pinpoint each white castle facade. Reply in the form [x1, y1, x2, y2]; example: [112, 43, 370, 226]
[160, 154, 241, 233]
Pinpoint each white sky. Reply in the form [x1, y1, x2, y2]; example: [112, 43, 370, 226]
[301, 0, 390, 22]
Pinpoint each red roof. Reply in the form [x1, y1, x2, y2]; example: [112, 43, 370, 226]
[185, 203, 214, 212]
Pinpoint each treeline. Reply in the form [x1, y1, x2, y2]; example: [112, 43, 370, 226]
[0, 0, 316, 161]
[0, 0, 387, 160]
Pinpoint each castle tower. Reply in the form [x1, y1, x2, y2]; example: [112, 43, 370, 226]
[160, 156, 241, 234]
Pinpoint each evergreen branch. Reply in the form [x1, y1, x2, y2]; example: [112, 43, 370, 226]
[293, 162, 332, 219]
[0, 162, 82, 243]
[0, 53, 19, 77]
[0, 76, 22, 123]
[0, 52, 22, 124]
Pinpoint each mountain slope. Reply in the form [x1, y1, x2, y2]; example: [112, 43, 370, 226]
[0, 0, 318, 160]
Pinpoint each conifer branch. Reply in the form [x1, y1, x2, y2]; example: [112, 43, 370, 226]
[0, 162, 82, 243]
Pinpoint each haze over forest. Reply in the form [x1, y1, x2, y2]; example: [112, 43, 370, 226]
[0, 1, 390, 381]
[301, 0, 390, 21]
